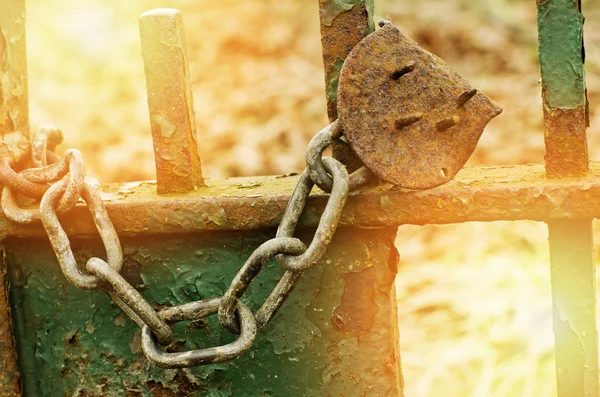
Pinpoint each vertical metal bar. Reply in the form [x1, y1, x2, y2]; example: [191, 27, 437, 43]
[0, 0, 30, 166]
[0, 0, 26, 395]
[0, 248, 20, 397]
[318, 0, 374, 169]
[139, 8, 204, 194]
[537, 1, 598, 396]
[317, 1, 403, 394]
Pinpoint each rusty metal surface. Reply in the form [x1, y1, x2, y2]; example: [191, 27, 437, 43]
[538, 0, 588, 179]
[0, 249, 20, 397]
[141, 298, 257, 368]
[537, 1, 598, 397]
[318, 0, 373, 171]
[2, 163, 600, 238]
[0, 0, 30, 167]
[338, 22, 502, 189]
[543, 108, 589, 178]
[140, 9, 204, 194]
[8, 228, 402, 396]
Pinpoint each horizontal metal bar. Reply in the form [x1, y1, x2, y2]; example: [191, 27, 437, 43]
[3, 162, 600, 238]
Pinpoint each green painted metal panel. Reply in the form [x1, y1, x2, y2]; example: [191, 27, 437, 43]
[6, 227, 402, 396]
[537, 0, 586, 110]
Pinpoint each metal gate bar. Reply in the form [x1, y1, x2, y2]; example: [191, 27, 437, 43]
[0, 0, 28, 394]
[537, 1, 599, 395]
[4, 163, 600, 239]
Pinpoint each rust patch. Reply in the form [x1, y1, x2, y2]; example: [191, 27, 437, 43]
[146, 371, 197, 397]
[4, 163, 600, 238]
[318, 1, 371, 171]
[0, 248, 21, 397]
[0, 0, 31, 167]
[331, 266, 378, 335]
[543, 106, 589, 178]
[338, 22, 502, 189]
[140, 9, 204, 194]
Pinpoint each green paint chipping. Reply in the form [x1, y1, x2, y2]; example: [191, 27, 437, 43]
[7, 227, 402, 396]
[326, 56, 345, 105]
[537, 0, 586, 109]
[365, 0, 375, 34]
[321, 0, 364, 26]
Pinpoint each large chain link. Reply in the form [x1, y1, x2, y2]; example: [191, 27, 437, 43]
[0, 122, 371, 368]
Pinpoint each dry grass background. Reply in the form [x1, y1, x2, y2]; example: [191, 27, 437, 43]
[23, 0, 600, 395]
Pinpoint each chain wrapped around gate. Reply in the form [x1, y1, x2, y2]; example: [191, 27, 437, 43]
[0, 120, 370, 368]
[0, 20, 503, 369]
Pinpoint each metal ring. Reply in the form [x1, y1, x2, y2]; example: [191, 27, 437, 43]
[86, 257, 173, 346]
[252, 158, 349, 329]
[141, 298, 257, 368]
[2, 150, 86, 223]
[40, 180, 122, 290]
[305, 122, 372, 193]
[1, 184, 43, 223]
[277, 157, 349, 272]
[0, 159, 48, 198]
[21, 149, 85, 213]
[218, 237, 306, 334]
[32, 125, 63, 168]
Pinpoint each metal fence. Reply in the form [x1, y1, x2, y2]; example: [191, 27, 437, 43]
[0, 0, 598, 396]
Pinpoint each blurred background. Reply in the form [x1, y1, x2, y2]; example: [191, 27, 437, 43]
[23, 0, 600, 395]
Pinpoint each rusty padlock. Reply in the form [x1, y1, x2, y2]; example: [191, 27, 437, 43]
[337, 21, 502, 190]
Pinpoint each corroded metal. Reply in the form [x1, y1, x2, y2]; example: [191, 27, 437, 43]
[277, 158, 348, 272]
[254, 158, 348, 328]
[305, 121, 372, 192]
[218, 237, 306, 334]
[4, 163, 600, 238]
[538, 0, 588, 178]
[140, 9, 204, 194]
[318, 0, 373, 171]
[543, 109, 589, 178]
[0, 160, 46, 199]
[318, 0, 373, 122]
[7, 227, 402, 395]
[0, 0, 30, 167]
[40, 179, 122, 290]
[0, 127, 64, 202]
[141, 298, 257, 368]
[0, 2, 26, 394]
[0, 248, 20, 397]
[87, 257, 173, 346]
[30, 125, 62, 168]
[338, 22, 502, 189]
[537, 1, 598, 396]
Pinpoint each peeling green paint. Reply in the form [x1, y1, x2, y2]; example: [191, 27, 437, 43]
[7, 227, 402, 396]
[321, 0, 362, 26]
[537, 0, 586, 109]
[325, 57, 345, 106]
[321, 0, 374, 107]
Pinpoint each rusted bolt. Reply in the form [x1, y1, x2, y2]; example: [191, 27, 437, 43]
[436, 116, 461, 131]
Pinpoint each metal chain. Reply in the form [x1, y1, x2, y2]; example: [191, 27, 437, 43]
[0, 122, 371, 368]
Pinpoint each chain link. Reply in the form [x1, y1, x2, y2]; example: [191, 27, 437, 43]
[141, 298, 257, 368]
[218, 236, 306, 334]
[306, 120, 373, 193]
[0, 122, 371, 367]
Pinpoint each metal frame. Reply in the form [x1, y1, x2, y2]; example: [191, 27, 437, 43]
[0, 0, 598, 396]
